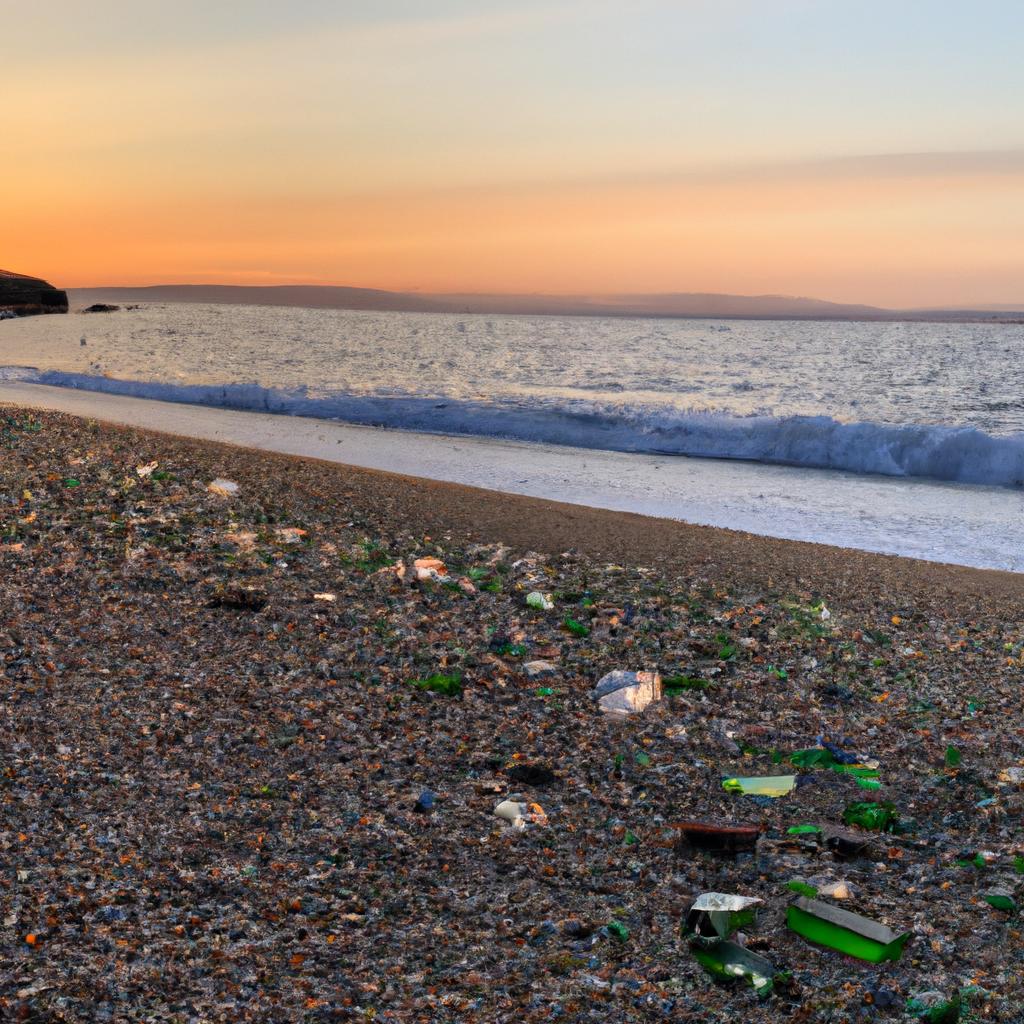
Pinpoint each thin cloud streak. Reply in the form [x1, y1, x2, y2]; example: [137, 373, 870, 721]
[262, 148, 1024, 204]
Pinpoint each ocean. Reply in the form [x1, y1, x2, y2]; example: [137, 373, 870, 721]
[2, 302, 1024, 572]
[3, 302, 1023, 487]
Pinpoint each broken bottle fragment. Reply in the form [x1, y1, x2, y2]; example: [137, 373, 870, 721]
[689, 939, 777, 998]
[786, 896, 910, 963]
[983, 890, 1018, 914]
[790, 746, 881, 788]
[842, 800, 899, 832]
[722, 775, 796, 797]
[684, 893, 762, 940]
[675, 820, 760, 854]
[787, 824, 823, 836]
[906, 991, 962, 1023]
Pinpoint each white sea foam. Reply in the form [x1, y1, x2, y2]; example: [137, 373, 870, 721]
[9, 367, 1024, 488]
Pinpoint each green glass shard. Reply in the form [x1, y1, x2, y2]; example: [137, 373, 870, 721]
[407, 672, 462, 696]
[790, 747, 833, 768]
[786, 897, 910, 963]
[955, 852, 987, 870]
[854, 777, 883, 791]
[563, 616, 590, 638]
[494, 642, 528, 657]
[832, 765, 880, 780]
[690, 939, 775, 998]
[790, 748, 882, 787]
[786, 824, 822, 836]
[722, 775, 796, 797]
[906, 993, 962, 1023]
[786, 880, 819, 898]
[842, 800, 898, 832]
[945, 745, 962, 768]
[983, 891, 1018, 914]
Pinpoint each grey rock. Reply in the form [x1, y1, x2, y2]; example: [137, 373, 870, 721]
[523, 661, 558, 679]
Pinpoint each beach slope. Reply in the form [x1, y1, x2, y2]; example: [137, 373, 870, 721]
[1, 407, 1021, 1020]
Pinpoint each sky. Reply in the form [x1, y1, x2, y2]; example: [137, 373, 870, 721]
[3, 0, 1023, 307]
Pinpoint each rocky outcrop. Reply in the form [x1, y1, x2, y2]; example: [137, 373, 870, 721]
[0, 269, 69, 316]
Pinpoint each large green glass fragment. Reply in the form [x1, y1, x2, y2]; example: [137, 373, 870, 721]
[690, 939, 776, 998]
[786, 897, 910, 963]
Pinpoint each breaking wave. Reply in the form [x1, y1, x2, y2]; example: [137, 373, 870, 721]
[8, 368, 1024, 488]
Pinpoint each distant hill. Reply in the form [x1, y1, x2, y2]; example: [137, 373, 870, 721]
[68, 284, 1024, 323]
[434, 291, 891, 319]
[70, 284, 450, 313]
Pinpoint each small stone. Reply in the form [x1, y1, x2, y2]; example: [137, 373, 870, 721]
[593, 670, 642, 698]
[207, 477, 239, 496]
[523, 661, 557, 679]
[818, 880, 853, 900]
[413, 557, 450, 581]
[593, 671, 662, 717]
[274, 527, 307, 544]
[526, 591, 554, 611]
[494, 799, 547, 828]
[414, 790, 435, 814]
[865, 986, 897, 1008]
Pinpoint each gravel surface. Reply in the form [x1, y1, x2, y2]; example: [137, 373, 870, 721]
[2, 407, 1022, 1022]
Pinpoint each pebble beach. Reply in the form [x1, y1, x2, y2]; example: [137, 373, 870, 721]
[2, 406, 1023, 1022]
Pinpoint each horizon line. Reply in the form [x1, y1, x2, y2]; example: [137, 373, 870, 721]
[66, 281, 1024, 313]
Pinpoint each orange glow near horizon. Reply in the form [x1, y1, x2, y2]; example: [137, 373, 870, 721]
[4, 2, 1024, 308]
[8, 166, 1023, 308]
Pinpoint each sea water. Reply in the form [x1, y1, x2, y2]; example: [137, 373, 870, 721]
[3, 302, 1024, 486]
[2, 303, 1023, 568]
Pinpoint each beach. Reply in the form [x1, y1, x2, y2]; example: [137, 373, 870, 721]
[9, 0, 1024, 1018]
[2, 404, 1022, 1021]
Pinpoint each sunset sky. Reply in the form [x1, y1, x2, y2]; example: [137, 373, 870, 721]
[4, 0, 1023, 307]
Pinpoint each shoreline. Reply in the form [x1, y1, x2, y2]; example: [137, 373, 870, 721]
[4, 396, 1023, 609]
[3, 382, 1024, 576]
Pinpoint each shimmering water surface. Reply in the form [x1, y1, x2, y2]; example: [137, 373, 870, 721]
[3, 303, 1024, 485]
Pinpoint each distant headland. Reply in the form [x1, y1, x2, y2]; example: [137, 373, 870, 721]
[68, 283, 1023, 323]
[0, 269, 69, 317]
